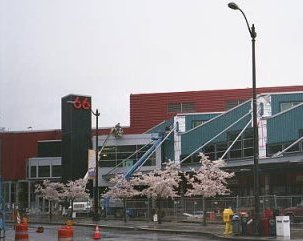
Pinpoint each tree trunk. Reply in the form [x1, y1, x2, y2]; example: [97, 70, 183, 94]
[123, 199, 127, 223]
[70, 200, 74, 219]
[49, 201, 53, 222]
[202, 197, 207, 226]
[157, 198, 162, 224]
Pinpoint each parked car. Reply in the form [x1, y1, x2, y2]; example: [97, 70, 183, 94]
[284, 200, 303, 223]
[183, 211, 202, 220]
[183, 211, 204, 219]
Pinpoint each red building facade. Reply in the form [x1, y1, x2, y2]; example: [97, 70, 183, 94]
[130, 86, 303, 133]
[1, 85, 303, 182]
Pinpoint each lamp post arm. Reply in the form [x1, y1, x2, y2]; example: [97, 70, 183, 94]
[238, 8, 256, 39]
[91, 109, 100, 117]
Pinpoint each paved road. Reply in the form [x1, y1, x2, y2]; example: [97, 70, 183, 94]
[4, 224, 220, 241]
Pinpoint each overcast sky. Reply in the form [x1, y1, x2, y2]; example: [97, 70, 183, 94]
[1, 0, 302, 131]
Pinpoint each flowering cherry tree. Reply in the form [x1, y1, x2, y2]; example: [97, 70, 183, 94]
[104, 174, 139, 222]
[61, 178, 90, 218]
[185, 154, 234, 225]
[132, 160, 182, 223]
[35, 180, 65, 219]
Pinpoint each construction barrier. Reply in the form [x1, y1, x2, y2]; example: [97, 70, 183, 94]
[92, 225, 102, 240]
[58, 226, 73, 241]
[15, 223, 29, 241]
[209, 211, 216, 221]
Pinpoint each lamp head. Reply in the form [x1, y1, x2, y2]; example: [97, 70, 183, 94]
[228, 2, 239, 10]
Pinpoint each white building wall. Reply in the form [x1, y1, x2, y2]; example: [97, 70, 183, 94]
[174, 115, 185, 163]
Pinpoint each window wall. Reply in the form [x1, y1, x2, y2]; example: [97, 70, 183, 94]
[181, 128, 254, 164]
[99, 144, 156, 168]
[167, 102, 195, 113]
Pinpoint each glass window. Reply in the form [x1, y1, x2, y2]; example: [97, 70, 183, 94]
[52, 165, 61, 177]
[38, 141, 61, 157]
[99, 144, 157, 167]
[3, 183, 10, 203]
[203, 145, 215, 153]
[143, 156, 156, 166]
[11, 183, 16, 203]
[192, 120, 206, 128]
[168, 102, 195, 113]
[230, 140, 242, 150]
[225, 100, 245, 110]
[30, 166, 37, 178]
[216, 143, 227, 159]
[283, 143, 300, 153]
[100, 160, 117, 167]
[228, 131, 240, 141]
[216, 143, 227, 152]
[243, 148, 253, 157]
[38, 166, 50, 178]
[267, 144, 283, 156]
[116, 145, 136, 152]
[168, 103, 181, 113]
[244, 128, 253, 138]
[229, 150, 242, 159]
[280, 102, 302, 112]
[244, 139, 253, 148]
[181, 103, 195, 112]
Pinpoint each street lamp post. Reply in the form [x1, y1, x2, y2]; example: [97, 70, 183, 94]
[228, 2, 260, 235]
[92, 109, 101, 221]
[91, 120, 123, 221]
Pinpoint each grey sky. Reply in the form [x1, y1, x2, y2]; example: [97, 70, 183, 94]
[1, 0, 302, 131]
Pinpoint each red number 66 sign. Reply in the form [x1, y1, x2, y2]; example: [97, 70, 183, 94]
[73, 96, 91, 110]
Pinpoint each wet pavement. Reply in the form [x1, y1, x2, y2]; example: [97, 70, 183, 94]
[5, 215, 303, 241]
[3, 224, 221, 241]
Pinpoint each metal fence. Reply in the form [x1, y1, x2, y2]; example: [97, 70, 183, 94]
[121, 195, 303, 222]
[5, 195, 303, 222]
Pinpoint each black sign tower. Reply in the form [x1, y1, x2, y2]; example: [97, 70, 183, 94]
[61, 94, 92, 181]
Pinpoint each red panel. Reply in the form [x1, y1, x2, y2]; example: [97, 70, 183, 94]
[0, 130, 61, 180]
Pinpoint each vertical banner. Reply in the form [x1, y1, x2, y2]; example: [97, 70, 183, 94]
[257, 95, 272, 158]
[88, 149, 96, 179]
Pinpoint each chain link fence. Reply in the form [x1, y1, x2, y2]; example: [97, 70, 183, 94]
[121, 195, 303, 222]
[5, 195, 303, 223]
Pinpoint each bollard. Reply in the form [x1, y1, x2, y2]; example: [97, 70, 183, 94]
[15, 223, 29, 241]
[58, 226, 73, 241]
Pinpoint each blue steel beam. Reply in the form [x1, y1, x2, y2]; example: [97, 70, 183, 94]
[124, 137, 162, 180]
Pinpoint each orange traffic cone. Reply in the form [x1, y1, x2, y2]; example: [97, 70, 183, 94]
[15, 223, 29, 241]
[58, 225, 73, 241]
[92, 225, 102, 240]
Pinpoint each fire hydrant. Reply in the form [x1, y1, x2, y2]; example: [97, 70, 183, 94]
[223, 208, 234, 235]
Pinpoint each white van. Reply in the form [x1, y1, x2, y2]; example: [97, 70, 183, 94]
[68, 201, 92, 215]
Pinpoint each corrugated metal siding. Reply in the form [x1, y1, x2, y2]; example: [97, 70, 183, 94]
[181, 102, 251, 155]
[267, 104, 303, 143]
[130, 86, 303, 133]
[185, 113, 220, 131]
[271, 93, 303, 115]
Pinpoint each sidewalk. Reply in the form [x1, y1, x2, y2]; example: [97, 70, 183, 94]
[12, 215, 303, 241]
